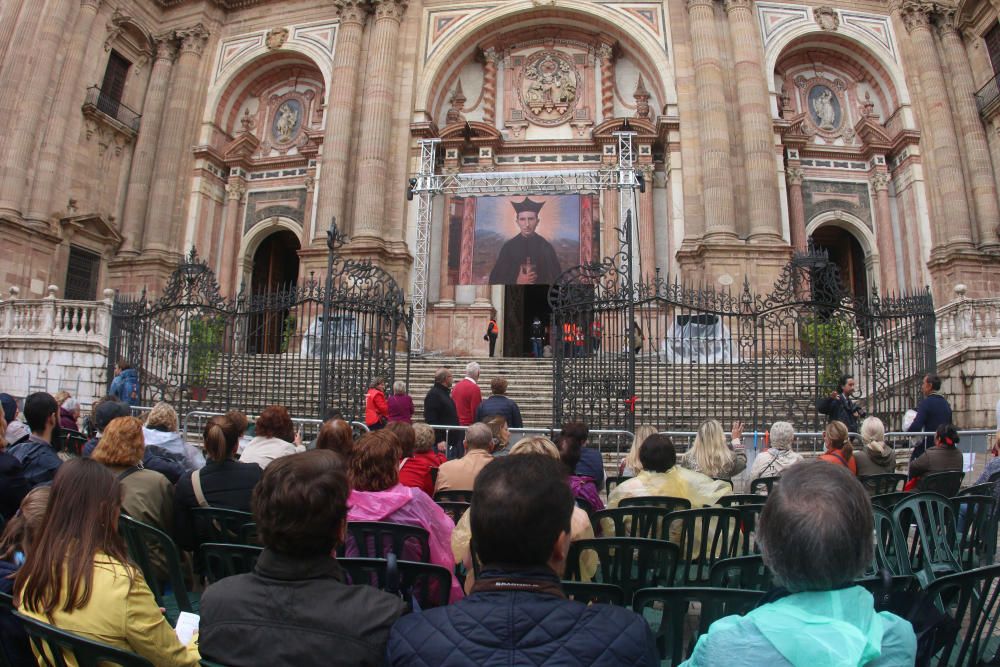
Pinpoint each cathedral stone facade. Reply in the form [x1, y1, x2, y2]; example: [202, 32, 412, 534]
[2, 0, 1000, 356]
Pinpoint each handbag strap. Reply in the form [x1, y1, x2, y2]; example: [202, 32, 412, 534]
[191, 468, 209, 508]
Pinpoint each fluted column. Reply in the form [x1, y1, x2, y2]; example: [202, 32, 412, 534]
[0, 0, 77, 218]
[482, 47, 498, 125]
[120, 36, 178, 253]
[351, 0, 407, 239]
[639, 164, 656, 277]
[937, 10, 1000, 250]
[724, 0, 782, 241]
[0, 0, 26, 74]
[143, 24, 209, 253]
[25, 0, 103, 225]
[686, 0, 736, 239]
[314, 0, 368, 243]
[870, 171, 899, 293]
[785, 165, 806, 253]
[219, 179, 246, 296]
[898, 1, 973, 250]
[0, 0, 44, 162]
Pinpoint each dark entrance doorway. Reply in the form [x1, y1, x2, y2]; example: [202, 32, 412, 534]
[249, 230, 301, 354]
[810, 224, 869, 298]
[503, 285, 552, 357]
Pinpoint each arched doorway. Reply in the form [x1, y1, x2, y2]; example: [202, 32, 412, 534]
[810, 224, 869, 298]
[249, 229, 300, 354]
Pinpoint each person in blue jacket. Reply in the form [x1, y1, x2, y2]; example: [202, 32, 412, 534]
[906, 373, 952, 470]
[109, 359, 140, 406]
[682, 462, 916, 667]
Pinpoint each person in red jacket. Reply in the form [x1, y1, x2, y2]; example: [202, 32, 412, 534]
[365, 378, 389, 430]
[398, 423, 446, 497]
[451, 362, 482, 427]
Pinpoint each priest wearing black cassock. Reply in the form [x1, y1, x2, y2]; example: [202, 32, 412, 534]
[488, 198, 562, 284]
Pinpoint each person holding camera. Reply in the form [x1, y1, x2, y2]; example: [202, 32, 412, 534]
[815, 374, 865, 433]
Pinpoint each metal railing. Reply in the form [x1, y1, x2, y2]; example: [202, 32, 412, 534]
[976, 73, 1000, 114]
[83, 86, 141, 131]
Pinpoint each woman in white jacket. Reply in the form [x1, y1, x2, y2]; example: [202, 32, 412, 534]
[748, 421, 803, 489]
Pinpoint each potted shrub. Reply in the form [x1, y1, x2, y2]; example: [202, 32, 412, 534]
[187, 316, 225, 401]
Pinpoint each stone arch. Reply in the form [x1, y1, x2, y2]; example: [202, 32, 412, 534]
[415, 0, 676, 121]
[807, 211, 880, 293]
[238, 215, 303, 282]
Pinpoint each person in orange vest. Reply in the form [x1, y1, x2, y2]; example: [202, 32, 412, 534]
[562, 322, 574, 358]
[483, 312, 499, 357]
[590, 319, 603, 355]
[573, 323, 585, 356]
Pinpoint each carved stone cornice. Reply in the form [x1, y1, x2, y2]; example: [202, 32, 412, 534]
[176, 23, 209, 56]
[333, 0, 370, 25]
[81, 0, 103, 10]
[372, 0, 407, 22]
[898, 1, 934, 33]
[786, 166, 804, 185]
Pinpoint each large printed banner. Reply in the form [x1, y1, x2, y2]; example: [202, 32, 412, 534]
[447, 194, 598, 286]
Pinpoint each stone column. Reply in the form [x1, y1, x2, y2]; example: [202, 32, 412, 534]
[143, 24, 209, 253]
[639, 164, 656, 277]
[598, 43, 615, 121]
[0, 0, 76, 218]
[0, 0, 25, 78]
[686, 0, 736, 239]
[482, 47, 498, 125]
[785, 165, 807, 253]
[870, 171, 899, 293]
[25, 0, 103, 225]
[314, 0, 368, 243]
[898, 1, 973, 249]
[350, 0, 407, 240]
[120, 36, 178, 253]
[219, 179, 246, 296]
[937, 10, 1000, 250]
[724, 0, 782, 241]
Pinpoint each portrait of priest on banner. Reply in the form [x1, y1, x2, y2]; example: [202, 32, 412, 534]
[449, 194, 596, 286]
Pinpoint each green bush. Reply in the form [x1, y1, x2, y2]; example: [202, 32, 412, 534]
[188, 316, 225, 386]
[800, 316, 855, 390]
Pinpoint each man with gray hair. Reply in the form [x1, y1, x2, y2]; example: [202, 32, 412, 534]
[684, 462, 916, 666]
[452, 361, 482, 427]
[434, 422, 495, 493]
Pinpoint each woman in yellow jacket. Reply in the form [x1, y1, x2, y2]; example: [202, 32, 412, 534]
[15, 458, 199, 667]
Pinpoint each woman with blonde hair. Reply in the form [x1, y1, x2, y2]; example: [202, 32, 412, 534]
[680, 419, 747, 480]
[818, 420, 856, 474]
[854, 416, 897, 476]
[619, 425, 657, 477]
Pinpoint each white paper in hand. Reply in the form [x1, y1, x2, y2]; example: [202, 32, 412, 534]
[174, 611, 199, 645]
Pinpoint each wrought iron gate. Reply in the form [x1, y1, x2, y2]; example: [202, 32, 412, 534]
[108, 224, 410, 423]
[549, 244, 936, 433]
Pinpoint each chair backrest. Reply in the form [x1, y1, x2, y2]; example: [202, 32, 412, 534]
[709, 554, 774, 591]
[190, 507, 255, 547]
[13, 610, 155, 667]
[909, 563, 1000, 666]
[433, 489, 472, 503]
[0, 590, 20, 667]
[632, 587, 763, 664]
[956, 482, 995, 498]
[871, 505, 912, 578]
[343, 521, 431, 563]
[592, 507, 674, 540]
[858, 473, 908, 496]
[565, 537, 679, 605]
[730, 503, 765, 555]
[950, 494, 997, 570]
[716, 494, 764, 507]
[434, 501, 470, 524]
[239, 522, 258, 545]
[200, 543, 264, 584]
[854, 574, 918, 613]
[561, 581, 625, 606]
[605, 475, 629, 497]
[917, 470, 965, 498]
[748, 476, 780, 495]
[618, 495, 692, 513]
[665, 507, 743, 585]
[871, 492, 909, 510]
[338, 556, 451, 609]
[892, 492, 962, 588]
[117, 514, 194, 615]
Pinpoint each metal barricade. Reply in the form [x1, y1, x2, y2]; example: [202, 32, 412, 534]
[182, 408, 369, 444]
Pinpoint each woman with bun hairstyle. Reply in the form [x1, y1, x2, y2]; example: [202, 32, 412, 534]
[854, 417, 897, 476]
[818, 420, 856, 475]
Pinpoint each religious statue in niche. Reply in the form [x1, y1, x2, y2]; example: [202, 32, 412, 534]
[808, 84, 842, 132]
[518, 50, 581, 126]
[273, 100, 301, 143]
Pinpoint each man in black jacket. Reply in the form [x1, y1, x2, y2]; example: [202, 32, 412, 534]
[815, 374, 865, 433]
[423, 367, 463, 459]
[199, 450, 407, 666]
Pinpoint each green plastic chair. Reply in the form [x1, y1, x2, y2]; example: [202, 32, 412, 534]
[892, 492, 962, 588]
[906, 563, 1000, 667]
[118, 514, 198, 623]
[565, 537, 679, 605]
[871, 492, 909, 510]
[238, 522, 258, 545]
[956, 482, 995, 497]
[591, 507, 673, 540]
[950, 494, 997, 570]
[341, 521, 431, 563]
[748, 476, 780, 495]
[433, 489, 473, 503]
[709, 554, 773, 591]
[200, 543, 263, 584]
[730, 503, 765, 555]
[871, 505, 912, 578]
[664, 507, 742, 585]
[632, 587, 764, 664]
[854, 574, 918, 614]
[561, 581, 626, 606]
[605, 475, 629, 497]
[13, 610, 154, 667]
[858, 473, 908, 496]
[190, 507, 255, 547]
[618, 495, 692, 513]
[338, 556, 452, 608]
[716, 494, 763, 507]
[917, 471, 965, 498]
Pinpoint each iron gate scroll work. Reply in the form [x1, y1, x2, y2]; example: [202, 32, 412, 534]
[549, 242, 936, 434]
[108, 223, 410, 423]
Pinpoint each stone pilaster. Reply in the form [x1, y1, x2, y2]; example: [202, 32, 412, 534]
[598, 42, 615, 121]
[0, 0, 24, 69]
[120, 35, 178, 254]
[219, 178, 246, 296]
[350, 0, 407, 241]
[724, 0, 782, 242]
[0, 0, 77, 219]
[870, 170, 899, 293]
[686, 0, 736, 239]
[143, 24, 209, 254]
[898, 0, 973, 251]
[785, 165, 806, 253]
[638, 164, 656, 277]
[937, 10, 1000, 251]
[314, 0, 368, 244]
[25, 0, 103, 226]
[482, 47, 498, 125]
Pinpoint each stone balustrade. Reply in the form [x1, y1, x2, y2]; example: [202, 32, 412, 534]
[935, 287, 1000, 363]
[0, 285, 114, 348]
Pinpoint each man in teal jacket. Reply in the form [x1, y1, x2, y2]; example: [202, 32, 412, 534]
[682, 462, 916, 667]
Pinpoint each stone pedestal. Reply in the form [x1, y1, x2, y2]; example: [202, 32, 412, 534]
[675, 240, 793, 295]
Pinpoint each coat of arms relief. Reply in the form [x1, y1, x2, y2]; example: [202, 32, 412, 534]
[516, 50, 582, 127]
